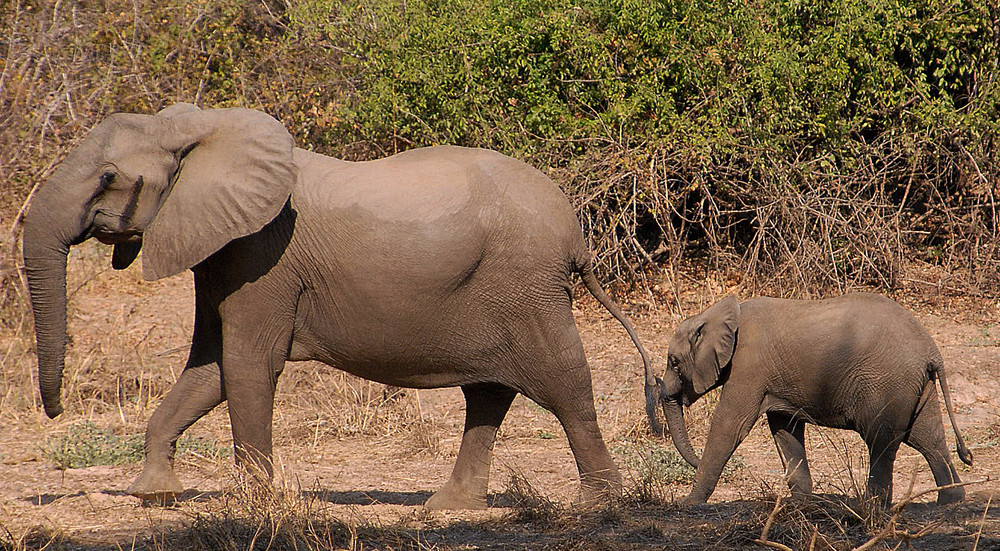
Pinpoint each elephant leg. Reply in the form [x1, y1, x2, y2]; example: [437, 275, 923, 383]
[535, 362, 620, 501]
[766, 411, 812, 496]
[424, 383, 517, 510]
[905, 382, 964, 504]
[514, 314, 621, 506]
[127, 360, 223, 500]
[219, 310, 292, 481]
[549, 392, 622, 505]
[685, 387, 762, 505]
[128, 283, 224, 501]
[864, 424, 901, 510]
[223, 349, 281, 480]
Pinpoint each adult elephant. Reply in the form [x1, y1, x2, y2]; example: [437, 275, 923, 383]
[649, 294, 972, 508]
[22, 104, 654, 510]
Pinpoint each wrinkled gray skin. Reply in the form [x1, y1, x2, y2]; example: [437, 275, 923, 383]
[22, 104, 654, 510]
[653, 294, 972, 508]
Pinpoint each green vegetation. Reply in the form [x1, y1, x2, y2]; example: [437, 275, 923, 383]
[630, 445, 697, 485]
[616, 441, 747, 487]
[42, 422, 229, 470]
[42, 423, 143, 470]
[2, 0, 996, 293]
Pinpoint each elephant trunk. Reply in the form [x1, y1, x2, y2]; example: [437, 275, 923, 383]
[662, 395, 700, 468]
[22, 179, 91, 419]
[644, 382, 663, 436]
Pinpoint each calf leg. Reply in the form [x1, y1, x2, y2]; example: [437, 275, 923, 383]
[905, 382, 965, 504]
[767, 411, 812, 496]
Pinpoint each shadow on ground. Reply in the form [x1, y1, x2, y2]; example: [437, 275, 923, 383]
[5, 495, 996, 550]
[307, 489, 434, 506]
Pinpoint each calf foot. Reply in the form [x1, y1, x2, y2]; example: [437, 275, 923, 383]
[937, 485, 965, 505]
[678, 491, 709, 508]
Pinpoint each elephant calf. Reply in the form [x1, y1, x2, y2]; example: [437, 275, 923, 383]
[652, 293, 972, 507]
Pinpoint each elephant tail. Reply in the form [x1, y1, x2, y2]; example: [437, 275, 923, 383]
[933, 362, 973, 466]
[576, 262, 661, 435]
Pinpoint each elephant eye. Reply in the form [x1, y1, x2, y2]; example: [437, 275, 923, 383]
[99, 172, 116, 188]
[669, 355, 679, 370]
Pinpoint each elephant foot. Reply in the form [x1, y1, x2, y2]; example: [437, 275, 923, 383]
[788, 484, 813, 495]
[424, 484, 487, 510]
[127, 464, 184, 505]
[677, 492, 708, 508]
[573, 478, 621, 509]
[937, 485, 965, 505]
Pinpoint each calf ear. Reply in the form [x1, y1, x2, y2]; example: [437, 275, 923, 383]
[691, 295, 740, 394]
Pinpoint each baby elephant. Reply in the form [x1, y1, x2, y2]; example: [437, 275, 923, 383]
[653, 293, 972, 507]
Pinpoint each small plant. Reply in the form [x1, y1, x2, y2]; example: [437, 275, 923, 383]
[617, 441, 748, 502]
[42, 422, 229, 470]
[613, 442, 687, 503]
[175, 435, 233, 462]
[536, 429, 556, 440]
[632, 446, 697, 486]
[972, 326, 1000, 347]
[41, 423, 144, 470]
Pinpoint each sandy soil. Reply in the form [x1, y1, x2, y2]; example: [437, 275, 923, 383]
[1, 248, 998, 549]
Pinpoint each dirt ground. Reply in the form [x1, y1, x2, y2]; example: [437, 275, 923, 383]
[1, 243, 998, 550]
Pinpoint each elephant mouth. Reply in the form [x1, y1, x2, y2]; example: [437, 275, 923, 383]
[93, 229, 142, 245]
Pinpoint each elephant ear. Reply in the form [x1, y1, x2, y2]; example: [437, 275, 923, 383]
[690, 295, 741, 394]
[141, 107, 297, 280]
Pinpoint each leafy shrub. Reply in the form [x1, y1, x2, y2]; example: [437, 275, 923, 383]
[2, 0, 996, 294]
[302, 0, 998, 292]
[42, 423, 144, 470]
[616, 440, 748, 484]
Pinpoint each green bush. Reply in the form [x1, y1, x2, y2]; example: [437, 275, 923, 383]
[320, 0, 998, 291]
[2, 0, 996, 293]
[290, 0, 997, 150]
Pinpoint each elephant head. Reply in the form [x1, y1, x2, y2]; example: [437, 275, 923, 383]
[22, 104, 297, 418]
[658, 295, 740, 467]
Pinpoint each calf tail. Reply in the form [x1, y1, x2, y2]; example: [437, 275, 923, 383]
[934, 363, 973, 466]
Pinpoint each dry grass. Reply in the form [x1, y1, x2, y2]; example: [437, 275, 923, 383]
[1, 311, 995, 551]
[276, 366, 442, 445]
[1, 244, 994, 550]
[149, 466, 356, 551]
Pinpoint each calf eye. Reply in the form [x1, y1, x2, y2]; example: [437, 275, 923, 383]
[99, 172, 116, 187]
[669, 355, 680, 370]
